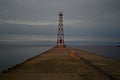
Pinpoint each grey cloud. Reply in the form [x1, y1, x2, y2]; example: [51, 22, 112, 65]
[0, 24, 57, 35]
[0, 0, 120, 45]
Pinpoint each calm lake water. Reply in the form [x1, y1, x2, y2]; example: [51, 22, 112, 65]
[0, 45, 120, 72]
[0, 45, 53, 72]
[71, 45, 120, 60]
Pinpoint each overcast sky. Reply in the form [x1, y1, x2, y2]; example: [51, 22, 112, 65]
[0, 0, 120, 45]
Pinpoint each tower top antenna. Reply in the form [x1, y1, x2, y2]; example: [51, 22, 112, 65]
[59, 11, 63, 14]
[59, 11, 63, 16]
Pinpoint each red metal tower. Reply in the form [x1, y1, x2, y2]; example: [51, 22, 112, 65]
[57, 11, 65, 47]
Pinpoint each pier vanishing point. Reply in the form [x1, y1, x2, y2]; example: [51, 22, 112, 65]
[0, 12, 120, 80]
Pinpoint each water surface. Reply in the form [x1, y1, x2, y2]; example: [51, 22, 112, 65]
[0, 45, 52, 72]
[71, 45, 120, 60]
[0, 45, 120, 72]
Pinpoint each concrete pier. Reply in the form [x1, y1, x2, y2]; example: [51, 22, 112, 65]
[0, 47, 120, 80]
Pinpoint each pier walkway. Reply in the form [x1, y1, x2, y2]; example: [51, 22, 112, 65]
[0, 47, 120, 80]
